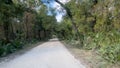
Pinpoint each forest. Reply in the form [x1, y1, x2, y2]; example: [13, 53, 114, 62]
[0, 0, 120, 64]
[0, 0, 57, 57]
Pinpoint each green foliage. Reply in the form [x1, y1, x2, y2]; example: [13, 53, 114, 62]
[55, 18, 74, 40]
[0, 0, 119, 64]
[0, 39, 24, 57]
[0, 47, 5, 56]
[0, 0, 56, 57]
[56, 0, 120, 63]
[82, 31, 120, 63]
[99, 44, 120, 63]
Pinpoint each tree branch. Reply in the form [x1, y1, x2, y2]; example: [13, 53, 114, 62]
[54, 0, 82, 40]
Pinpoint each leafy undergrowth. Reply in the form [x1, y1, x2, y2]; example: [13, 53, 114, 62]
[0, 39, 40, 57]
[63, 40, 120, 68]
[0, 41, 43, 63]
[83, 31, 120, 63]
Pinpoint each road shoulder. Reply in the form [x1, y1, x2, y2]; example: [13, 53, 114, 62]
[62, 41, 120, 68]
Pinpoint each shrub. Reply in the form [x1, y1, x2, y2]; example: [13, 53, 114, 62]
[99, 44, 120, 63]
[0, 40, 24, 57]
[83, 31, 120, 63]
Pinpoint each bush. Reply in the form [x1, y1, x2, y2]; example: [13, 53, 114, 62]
[0, 47, 5, 56]
[99, 44, 120, 63]
[11, 40, 23, 49]
[0, 40, 24, 57]
[83, 31, 120, 63]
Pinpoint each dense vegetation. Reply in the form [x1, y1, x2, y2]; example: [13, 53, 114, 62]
[54, 0, 120, 63]
[0, 0, 120, 64]
[0, 0, 56, 57]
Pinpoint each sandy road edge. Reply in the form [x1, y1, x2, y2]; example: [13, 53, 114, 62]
[61, 41, 120, 68]
[60, 41, 89, 68]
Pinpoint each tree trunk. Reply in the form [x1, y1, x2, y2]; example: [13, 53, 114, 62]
[55, 0, 84, 44]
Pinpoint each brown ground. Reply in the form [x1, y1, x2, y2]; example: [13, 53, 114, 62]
[62, 41, 120, 68]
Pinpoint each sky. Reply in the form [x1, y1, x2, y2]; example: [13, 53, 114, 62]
[19, 0, 69, 22]
[53, 0, 70, 22]
[46, 0, 70, 22]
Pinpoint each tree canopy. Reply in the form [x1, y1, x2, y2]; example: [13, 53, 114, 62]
[0, 0, 120, 64]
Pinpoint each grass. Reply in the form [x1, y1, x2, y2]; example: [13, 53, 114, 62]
[62, 40, 120, 68]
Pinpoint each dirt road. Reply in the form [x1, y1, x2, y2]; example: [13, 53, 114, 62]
[0, 39, 86, 68]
